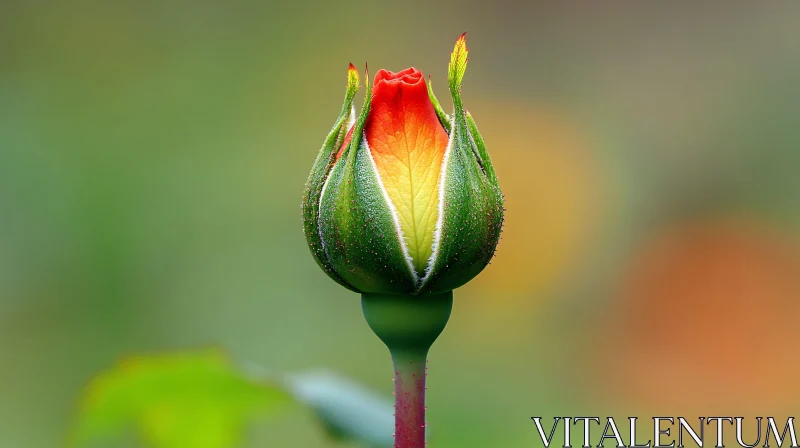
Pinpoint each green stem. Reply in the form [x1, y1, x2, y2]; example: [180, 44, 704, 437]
[362, 291, 453, 448]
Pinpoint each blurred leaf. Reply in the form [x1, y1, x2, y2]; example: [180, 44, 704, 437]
[71, 351, 397, 448]
[71, 350, 293, 448]
[286, 371, 394, 448]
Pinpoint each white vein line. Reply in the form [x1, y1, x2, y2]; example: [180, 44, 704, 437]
[420, 113, 456, 288]
[364, 133, 420, 286]
[318, 164, 332, 210]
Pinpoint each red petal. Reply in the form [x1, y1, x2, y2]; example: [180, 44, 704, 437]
[364, 68, 449, 273]
[334, 124, 355, 162]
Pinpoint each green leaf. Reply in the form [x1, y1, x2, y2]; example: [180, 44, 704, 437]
[71, 351, 397, 448]
[287, 370, 394, 448]
[71, 350, 293, 448]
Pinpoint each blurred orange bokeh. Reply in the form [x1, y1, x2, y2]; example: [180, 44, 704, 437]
[592, 219, 800, 410]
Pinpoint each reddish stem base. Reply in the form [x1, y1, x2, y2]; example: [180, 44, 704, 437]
[393, 353, 427, 448]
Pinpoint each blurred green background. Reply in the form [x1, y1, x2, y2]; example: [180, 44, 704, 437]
[1, 1, 799, 447]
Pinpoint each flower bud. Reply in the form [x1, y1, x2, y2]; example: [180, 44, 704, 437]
[302, 34, 503, 295]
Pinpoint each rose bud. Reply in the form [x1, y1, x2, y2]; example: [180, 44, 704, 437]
[302, 34, 503, 296]
[302, 34, 504, 447]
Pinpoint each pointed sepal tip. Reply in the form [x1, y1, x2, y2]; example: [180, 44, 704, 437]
[346, 63, 359, 96]
[448, 32, 469, 92]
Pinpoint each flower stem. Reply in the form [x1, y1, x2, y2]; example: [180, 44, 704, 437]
[391, 349, 428, 447]
[361, 291, 453, 448]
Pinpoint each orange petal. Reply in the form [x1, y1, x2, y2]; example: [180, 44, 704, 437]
[365, 68, 449, 275]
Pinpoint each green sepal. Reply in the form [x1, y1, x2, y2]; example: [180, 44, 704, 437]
[427, 79, 451, 134]
[318, 73, 419, 294]
[447, 33, 469, 110]
[418, 33, 504, 293]
[302, 66, 361, 292]
[466, 110, 499, 185]
[419, 112, 504, 293]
